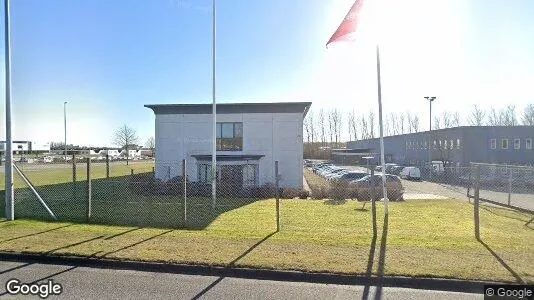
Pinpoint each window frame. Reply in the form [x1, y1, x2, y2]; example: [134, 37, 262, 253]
[501, 138, 509, 150]
[526, 138, 533, 150]
[490, 139, 497, 150]
[513, 138, 521, 150]
[216, 122, 243, 151]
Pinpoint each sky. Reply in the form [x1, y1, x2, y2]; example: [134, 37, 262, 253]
[0, 0, 533, 146]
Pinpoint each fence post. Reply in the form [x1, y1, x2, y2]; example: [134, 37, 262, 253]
[106, 154, 110, 178]
[86, 157, 92, 222]
[131, 169, 134, 176]
[474, 165, 480, 240]
[275, 161, 280, 232]
[507, 168, 512, 206]
[182, 159, 187, 224]
[72, 154, 76, 201]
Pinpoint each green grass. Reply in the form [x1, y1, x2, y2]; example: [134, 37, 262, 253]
[0, 199, 532, 283]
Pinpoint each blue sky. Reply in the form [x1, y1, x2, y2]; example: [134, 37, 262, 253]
[0, 0, 533, 146]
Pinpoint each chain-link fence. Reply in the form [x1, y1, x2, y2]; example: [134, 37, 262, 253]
[467, 163, 534, 213]
[3, 156, 308, 232]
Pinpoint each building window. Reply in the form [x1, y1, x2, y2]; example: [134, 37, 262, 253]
[527, 138, 533, 150]
[198, 164, 220, 183]
[490, 139, 496, 149]
[217, 122, 243, 151]
[449, 139, 454, 149]
[433, 140, 437, 149]
[439, 140, 442, 149]
[243, 164, 259, 187]
[456, 139, 461, 149]
[501, 139, 508, 149]
[514, 139, 520, 150]
[444, 140, 448, 149]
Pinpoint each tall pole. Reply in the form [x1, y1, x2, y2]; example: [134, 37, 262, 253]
[425, 96, 436, 180]
[4, 0, 14, 220]
[64, 101, 67, 163]
[211, 0, 217, 207]
[376, 44, 388, 215]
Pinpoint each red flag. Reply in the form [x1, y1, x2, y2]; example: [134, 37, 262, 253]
[326, 0, 366, 47]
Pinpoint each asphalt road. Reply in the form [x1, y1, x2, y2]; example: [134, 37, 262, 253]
[0, 261, 483, 300]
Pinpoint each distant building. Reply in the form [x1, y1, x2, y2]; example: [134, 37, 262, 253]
[347, 126, 534, 167]
[146, 102, 311, 188]
[0, 141, 50, 154]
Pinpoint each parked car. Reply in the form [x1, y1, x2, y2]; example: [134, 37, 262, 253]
[400, 167, 421, 180]
[322, 168, 346, 178]
[317, 166, 340, 176]
[375, 165, 382, 172]
[312, 163, 331, 173]
[390, 165, 404, 175]
[333, 171, 368, 182]
[349, 174, 404, 201]
[304, 159, 313, 167]
[325, 169, 350, 180]
[384, 163, 399, 173]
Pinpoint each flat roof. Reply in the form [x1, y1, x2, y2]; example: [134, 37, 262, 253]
[145, 102, 312, 116]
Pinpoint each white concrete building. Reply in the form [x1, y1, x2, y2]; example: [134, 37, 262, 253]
[119, 149, 138, 158]
[97, 149, 120, 157]
[145, 102, 311, 188]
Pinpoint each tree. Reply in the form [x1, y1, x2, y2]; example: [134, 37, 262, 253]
[501, 105, 518, 126]
[145, 137, 155, 156]
[360, 115, 369, 139]
[327, 109, 335, 143]
[331, 109, 342, 145]
[368, 111, 375, 138]
[304, 114, 312, 143]
[347, 110, 358, 141]
[522, 104, 534, 125]
[441, 111, 451, 128]
[412, 115, 420, 132]
[113, 124, 138, 165]
[451, 111, 461, 127]
[433, 116, 441, 130]
[487, 107, 503, 126]
[468, 105, 485, 126]
[318, 109, 326, 146]
[399, 113, 405, 134]
[406, 112, 413, 133]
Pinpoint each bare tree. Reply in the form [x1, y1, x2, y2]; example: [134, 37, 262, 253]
[113, 124, 139, 166]
[487, 107, 503, 126]
[433, 116, 441, 130]
[522, 103, 534, 125]
[368, 111, 375, 138]
[145, 137, 155, 157]
[501, 105, 518, 126]
[399, 113, 405, 134]
[309, 111, 316, 144]
[327, 109, 335, 143]
[412, 115, 420, 132]
[406, 112, 413, 133]
[348, 110, 358, 141]
[385, 114, 391, 136]
[318, 109, 326, 145]
[468, 105, 485, 126]
[331, 109, 343, 145]
[441, 111, 451, 128]
[451, 111, 461, 127]
[360, 115, 369, 139]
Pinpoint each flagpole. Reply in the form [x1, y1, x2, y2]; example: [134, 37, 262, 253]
[4, 0, 14, 221]
[211, 0, 217, 207]
[375, 43, 388, 215]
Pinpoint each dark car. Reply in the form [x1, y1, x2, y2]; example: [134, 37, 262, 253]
[390, 165, 404, 175]
[333, 171, 368, 182]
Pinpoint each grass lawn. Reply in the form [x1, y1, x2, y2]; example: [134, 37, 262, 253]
[0, 199, 532, 283]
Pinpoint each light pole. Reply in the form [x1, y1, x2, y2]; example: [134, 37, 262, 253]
[64, 101, 67, 163]
[424, 96, 436, 180]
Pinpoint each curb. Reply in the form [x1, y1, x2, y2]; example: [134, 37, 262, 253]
[0, 252, 503, 294]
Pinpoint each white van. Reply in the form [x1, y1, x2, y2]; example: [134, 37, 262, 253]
[400, 167, 421, 180]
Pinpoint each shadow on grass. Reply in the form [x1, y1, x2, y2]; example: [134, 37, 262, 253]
[10, 173, 263, 230]
[480, 205, 534, 229]
[476, 237, 525, 284]
[103, 227, 141, 240]
[0, 224, 73, 244]
[100, 230, 174, 257]
[362, 199, 378, 300]
[47, 235, 106, 254]
[191, 231, 277, 300]
[374, 214, 389, 300]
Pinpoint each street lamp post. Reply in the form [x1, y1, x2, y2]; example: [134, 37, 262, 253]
[64, 101, 67, 163]
[424, 96, 436, 180]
